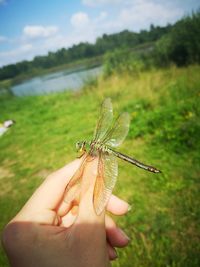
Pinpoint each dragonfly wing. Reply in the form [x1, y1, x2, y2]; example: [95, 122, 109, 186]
[63, 154, 88, 208]
[93, 98, 113, 141]
[103, 112, 130, 147]
[93, 151, 118, 215]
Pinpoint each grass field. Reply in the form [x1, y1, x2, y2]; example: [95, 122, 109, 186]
[0, 65, 200, 266]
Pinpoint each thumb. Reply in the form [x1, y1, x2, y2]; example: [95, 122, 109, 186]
[76, 155, 105, 224]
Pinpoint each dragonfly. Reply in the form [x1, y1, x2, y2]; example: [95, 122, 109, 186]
[64, 98, 161, 215]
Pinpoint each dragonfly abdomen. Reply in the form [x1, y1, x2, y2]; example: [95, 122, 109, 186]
[111, 150, 161, 173]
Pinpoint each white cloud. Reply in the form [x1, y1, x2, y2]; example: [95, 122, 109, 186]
[119, 0, 183, 30]
[0, 44, 33, 66]
[20, 44, 33, 52]
[70, 12, 90, 29]
[69, 11, 110, 44]
[82, 0, 183, 33]
[23, 25, 59, 39]
[82, 0, 122, 7]
[0, 35, 7, 43]
[97, 11, 108, 21]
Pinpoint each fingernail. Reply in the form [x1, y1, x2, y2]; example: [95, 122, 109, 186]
[118, 228, 130, 242]
[54, 214, 61, 226]
[128, 204, 132, 212]
[71, 205, 78, 215]
[111, 249, 118, 260]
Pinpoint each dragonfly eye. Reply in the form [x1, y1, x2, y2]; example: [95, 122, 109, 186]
[76, 141, 84, 151]
[76, 142, 80, 150]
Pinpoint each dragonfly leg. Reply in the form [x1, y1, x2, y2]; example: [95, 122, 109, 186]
[77, 151, 86, 158]
[87, 157, 96, 163]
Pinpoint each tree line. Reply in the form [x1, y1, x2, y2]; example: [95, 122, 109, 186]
[0, 23, 172, 81]
[0, 10, 200, 81]
[103, 10, 200, 76]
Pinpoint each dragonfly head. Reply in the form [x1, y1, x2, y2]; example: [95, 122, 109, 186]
[76, 141, 86, 152]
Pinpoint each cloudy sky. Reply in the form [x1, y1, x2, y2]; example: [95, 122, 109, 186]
[0, 0, 199, 67]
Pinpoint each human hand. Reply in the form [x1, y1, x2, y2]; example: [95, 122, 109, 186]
[2, 157, 130, 267]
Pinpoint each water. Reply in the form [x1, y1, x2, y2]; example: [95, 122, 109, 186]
[11, 66, 102, 97]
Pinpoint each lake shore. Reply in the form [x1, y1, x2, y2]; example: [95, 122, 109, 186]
[0, 55, 103, 93]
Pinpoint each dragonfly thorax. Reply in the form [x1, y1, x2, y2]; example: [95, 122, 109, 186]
[76, 141, 87, 152]
[76, 140, 111, 154]
[90, 140, 109, 153]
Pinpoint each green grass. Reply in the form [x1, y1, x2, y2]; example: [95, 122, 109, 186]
[0, 65, 200, 266]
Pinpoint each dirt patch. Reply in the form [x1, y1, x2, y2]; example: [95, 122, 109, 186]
[0, 167, 14, 197]
[0, 181, 13, 197]
[0, 167, 14, 180]
[34, 169, 51, 179]
[2, 159, 17, 167]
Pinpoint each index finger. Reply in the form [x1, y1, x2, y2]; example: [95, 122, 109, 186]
[20, 158, 82, 213]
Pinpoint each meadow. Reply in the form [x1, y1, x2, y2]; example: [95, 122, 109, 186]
[0, 65, 200, 267]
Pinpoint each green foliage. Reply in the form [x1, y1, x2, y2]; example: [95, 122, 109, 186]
[103, 11, 200, 75]
[82, 76, 98, 92]
[103, 49, 145, 76]
[154, 11, 200, 66]
[126, 80, 200, 153]
[169, 12, 200, 65]
[153, 34, 172, 67]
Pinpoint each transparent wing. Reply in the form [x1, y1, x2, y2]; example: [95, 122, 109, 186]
[102, 112, 130, 148]
[93, 151, 118, 215]
[63, 154, 88, 208]
[93, 98, 113, 141]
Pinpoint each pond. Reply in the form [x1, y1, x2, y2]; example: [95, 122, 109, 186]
[11, 66, 102, 96]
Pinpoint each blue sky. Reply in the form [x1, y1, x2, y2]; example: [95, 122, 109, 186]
[0, 0, 199, 67]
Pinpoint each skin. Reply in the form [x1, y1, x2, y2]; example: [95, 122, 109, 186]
[2, 157, 130, 267]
